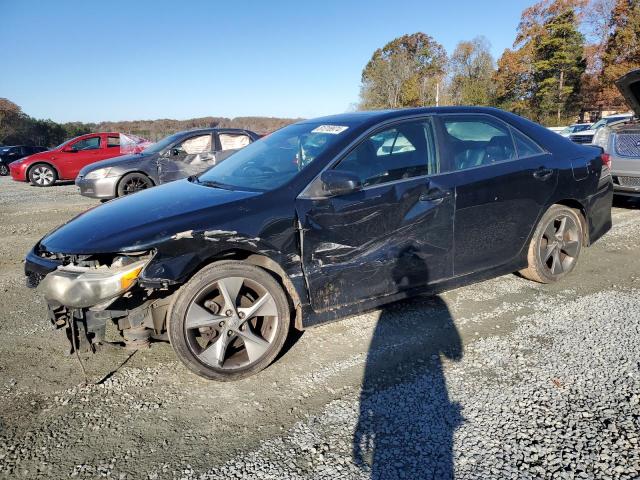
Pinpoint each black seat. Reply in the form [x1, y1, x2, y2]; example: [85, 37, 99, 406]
[484, 135, 515, 164]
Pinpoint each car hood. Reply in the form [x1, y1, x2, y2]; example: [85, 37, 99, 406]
[39, 179, 261, 254]
[12, 150, 50, 164]
[616, 69, 640, 117]
[79, 152, 155, 176]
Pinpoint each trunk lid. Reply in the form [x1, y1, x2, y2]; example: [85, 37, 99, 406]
[616, 69, 640, 117]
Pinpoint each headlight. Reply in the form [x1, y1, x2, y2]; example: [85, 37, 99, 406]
[85, 167, 112, 180]
[41, 257, 149, 308]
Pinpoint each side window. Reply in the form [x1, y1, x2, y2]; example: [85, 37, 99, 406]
[219, 133, 251, 151]
[442, 116, 516, 171]
[512, 129, 544, 158]
[72, 136, 101, 151]
[175, 134, 212, 155]
[334, 120, 436, 187]
[107, 136, 120, 148]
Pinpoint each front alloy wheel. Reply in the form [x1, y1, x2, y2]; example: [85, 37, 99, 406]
[520, 205, 583, 283]
[168, 261, 290, 381]
[29, 164, 57, 186]
[117, 172, 153, 196]
[0, 163, 9, 176]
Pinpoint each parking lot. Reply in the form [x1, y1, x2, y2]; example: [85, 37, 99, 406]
[0, 176, 639, 479]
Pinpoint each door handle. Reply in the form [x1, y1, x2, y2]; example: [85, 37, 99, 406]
[419, 188, 451, 203]
[533, 167, 554, 181]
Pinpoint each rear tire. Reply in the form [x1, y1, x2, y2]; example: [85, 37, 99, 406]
[520, 204, 583, 283]
[28, 163, 57, 187]
[117, 172, 153, 196]
[168, 261, 291, 381]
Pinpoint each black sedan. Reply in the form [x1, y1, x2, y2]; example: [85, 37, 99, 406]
[0, 145, 47, 175]
[75, 128, 260, 199]
[25, 107, 612, 381]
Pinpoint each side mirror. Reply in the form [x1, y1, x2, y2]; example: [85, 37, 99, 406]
[320, 170, 361, 197]
[62, 146, 76, 153]
[170, 148, 180, 156]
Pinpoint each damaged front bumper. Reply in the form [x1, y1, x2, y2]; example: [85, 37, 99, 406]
[25, 247, 173, 353]
[40, 258, 148, 309]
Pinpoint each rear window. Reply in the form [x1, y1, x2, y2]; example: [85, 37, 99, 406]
[512, 129, 544, 158]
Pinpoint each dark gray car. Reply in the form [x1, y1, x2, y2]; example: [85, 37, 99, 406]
[76, 128, 260, 199]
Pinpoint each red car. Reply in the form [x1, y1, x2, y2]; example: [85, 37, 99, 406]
[9, 132, 151, 187]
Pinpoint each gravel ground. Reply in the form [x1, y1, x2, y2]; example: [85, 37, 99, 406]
[0, 176, 639, 479]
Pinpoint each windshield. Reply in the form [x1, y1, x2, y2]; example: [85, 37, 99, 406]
[198, 122, 349, 191]
[591, 119, 607, 130]
[53, 137, 78, 150]
[142, 132, 184, 154]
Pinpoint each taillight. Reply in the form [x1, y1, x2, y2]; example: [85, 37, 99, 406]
[601, 153, 611, 169]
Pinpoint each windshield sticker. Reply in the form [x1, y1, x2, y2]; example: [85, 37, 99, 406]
[311, 125, 349, 134]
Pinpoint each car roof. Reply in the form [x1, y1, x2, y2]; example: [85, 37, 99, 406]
[298, 106, 527, 129]
[176, 127, 256, 134]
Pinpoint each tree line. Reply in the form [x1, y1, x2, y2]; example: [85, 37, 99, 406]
[2, 0, 637, 147]
[0, 97, 301, 148]
[359, 0, 640, 126]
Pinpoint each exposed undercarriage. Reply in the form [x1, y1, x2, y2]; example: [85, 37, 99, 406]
[39, 250, 175, 353]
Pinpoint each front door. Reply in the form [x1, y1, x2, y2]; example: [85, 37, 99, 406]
[158, 133, 215, 183]
[296, 118, 455, 311]
[60, 134, 104, 179]
[436, 114, 558, 276]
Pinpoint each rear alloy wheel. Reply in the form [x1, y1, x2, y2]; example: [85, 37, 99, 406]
[168, 261, 290, 381]
[0, 163, 8, 176]
[28, 164, 57, 187]
[117, 173, 153, 196]
[520, 205, 583, 283]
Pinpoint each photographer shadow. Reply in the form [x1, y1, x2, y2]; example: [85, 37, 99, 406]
[353, 246, 464, 479]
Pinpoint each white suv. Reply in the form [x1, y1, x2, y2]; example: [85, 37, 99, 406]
[570, 113, 633, 144]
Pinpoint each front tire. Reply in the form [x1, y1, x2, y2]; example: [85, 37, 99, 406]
[0, 163, 9, 176]
[168, 261, 290, 381]
[520, 205, 583, 283]
[117, 172, 153, 196]
[28, 163, 57, 187]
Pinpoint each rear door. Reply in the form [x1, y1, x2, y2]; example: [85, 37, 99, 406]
[296, 118, 455, 311]
[105, 134, 124, 159]
[157, 133, 215, 183]
[435, 114, 558, 276]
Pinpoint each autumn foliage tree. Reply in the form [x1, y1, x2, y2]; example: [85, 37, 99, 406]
[359, 33, 447, 109]
[448, 37, 496, 106]
[600, 0, 640, 107]
[0, 98, 26, 144]
[494, 0, 587, 124]
[532, 8, 586, 123]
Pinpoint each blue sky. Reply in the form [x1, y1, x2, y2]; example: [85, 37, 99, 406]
[1, 0, 534, 122]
